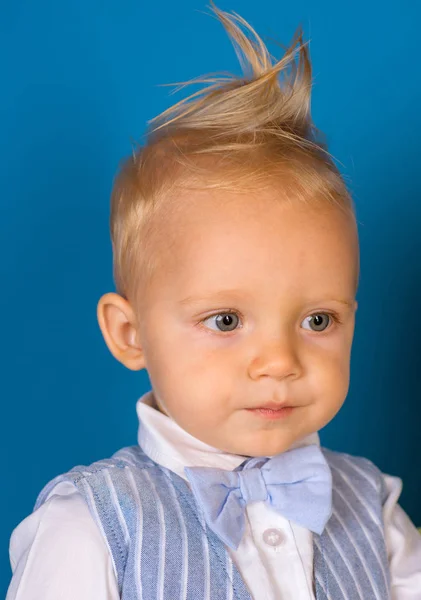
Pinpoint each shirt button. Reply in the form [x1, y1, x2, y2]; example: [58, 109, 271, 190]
[263, 528, 283, 547]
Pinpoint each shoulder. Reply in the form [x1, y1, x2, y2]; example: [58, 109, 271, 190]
[31, 488, 110, 552]
[8, 487, 118, 600]
[320, 446, 390, 503]
[34, 445, 155, 511]
[11, 487, 95, 567]
[31, 445, 163, 593]
[321, 445, 383, 474]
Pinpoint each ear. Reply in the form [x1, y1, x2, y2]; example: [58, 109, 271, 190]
[96, 292, 146, 371]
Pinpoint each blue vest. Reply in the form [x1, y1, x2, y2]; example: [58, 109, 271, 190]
[34, 445, 391, 599]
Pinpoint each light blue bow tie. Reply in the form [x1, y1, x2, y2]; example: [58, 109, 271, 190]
[185, 444, 332, 550]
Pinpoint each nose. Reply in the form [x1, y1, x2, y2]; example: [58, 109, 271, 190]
[247, 336, 302, 381]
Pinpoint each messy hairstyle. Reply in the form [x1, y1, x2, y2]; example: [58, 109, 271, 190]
[110, 1, 356, 306]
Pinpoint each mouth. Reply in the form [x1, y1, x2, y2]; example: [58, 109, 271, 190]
[245, 404, 296, 420]
[252, 401, 291, 410]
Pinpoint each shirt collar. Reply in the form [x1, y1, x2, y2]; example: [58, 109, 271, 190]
[136, 389, 320, 481]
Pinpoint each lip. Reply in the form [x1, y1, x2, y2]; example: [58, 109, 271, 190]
[245, 406, 295, 420]
[252, 402, 291, 410]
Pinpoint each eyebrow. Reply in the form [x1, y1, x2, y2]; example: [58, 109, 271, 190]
[177, 290, 354, 308]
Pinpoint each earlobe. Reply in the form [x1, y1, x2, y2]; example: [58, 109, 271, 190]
[96, 292, 146, 371]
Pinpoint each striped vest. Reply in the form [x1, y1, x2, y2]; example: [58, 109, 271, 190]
[34, 445, 391, 600]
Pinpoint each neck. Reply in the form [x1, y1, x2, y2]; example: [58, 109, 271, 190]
[154, 395, 170, 417]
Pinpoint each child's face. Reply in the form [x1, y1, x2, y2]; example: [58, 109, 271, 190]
[134, 186, 359, 457]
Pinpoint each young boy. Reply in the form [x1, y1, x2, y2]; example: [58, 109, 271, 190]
[7, 3, 421, 599]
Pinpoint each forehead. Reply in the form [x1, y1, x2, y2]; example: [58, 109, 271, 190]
[148, 188, 358, 299]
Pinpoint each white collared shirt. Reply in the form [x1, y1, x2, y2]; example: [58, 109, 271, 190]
[6, 391, 421, 599]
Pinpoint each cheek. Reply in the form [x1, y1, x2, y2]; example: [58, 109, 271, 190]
[309, 343, 351, 399]
[325, 362, 351, 413]
[163, 392, 232, 437]
[166, 335, 236, 387]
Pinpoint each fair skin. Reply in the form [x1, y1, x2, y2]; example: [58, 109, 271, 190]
[97, 185, 359, 457]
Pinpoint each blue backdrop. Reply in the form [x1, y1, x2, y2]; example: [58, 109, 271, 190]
[2, 0, 420, 594]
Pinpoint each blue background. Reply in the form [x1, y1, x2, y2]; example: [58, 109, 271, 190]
[2, 0, 420, 594]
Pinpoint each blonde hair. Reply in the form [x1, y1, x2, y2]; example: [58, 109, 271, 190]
[110, 1, 356, 305]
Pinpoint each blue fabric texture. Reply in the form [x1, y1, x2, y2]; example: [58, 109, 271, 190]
[184, 444, 333, 549]
[34, 445, 391, 599]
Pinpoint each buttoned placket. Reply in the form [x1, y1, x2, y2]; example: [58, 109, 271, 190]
[234, 502, 314, 600]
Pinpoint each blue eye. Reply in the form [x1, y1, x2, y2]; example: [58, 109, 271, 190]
[203, 312, 240, 332]
[301, 313, 332, 332]
[201, 311, 338, 334]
